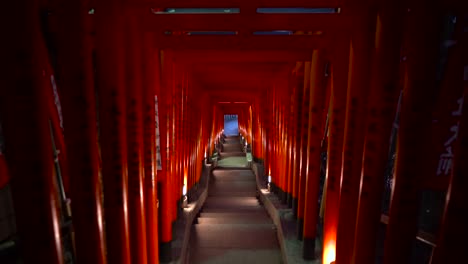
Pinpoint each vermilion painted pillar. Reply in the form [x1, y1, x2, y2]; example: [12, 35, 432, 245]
[95, 0, 131, 262]
[383, 4, 441, 263]
[1, 1, 64, 262]
[280, 104, 287, 203]
[125, 14, 147, 264]
[284, 99, 292, 206]
[168, 64, 176, 225]
[142, 33, 159, 264]
[288, 74, 298, 208]
[322, 39, 349, 264]
[425, 18, 466, 192]
[287, 87, 295, 207]
[55, 0, 107, 262]
[297, 61, 311, 239]
[352, 3, 405, 263]
[303, 49, 327, 260]
[159, 51, 174, 262]
[292, 64, 305, 218]
[335, 11, 375, 264]
[432, 24, 467, 262]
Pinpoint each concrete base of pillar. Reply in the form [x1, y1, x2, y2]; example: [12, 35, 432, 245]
[280, 190, 287, 204]
[302, 237, 316, 260]
[292, 198, 298, 219]
[159, 241, 172, 263]
[297, 218, 304, 241]
[271, 183, 277, 194]
[286, 193, 293, 208]
[177, 199, 182, 219]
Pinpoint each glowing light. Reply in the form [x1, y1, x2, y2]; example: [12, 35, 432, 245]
[323, 240, 336, 264]
[183, 174, 187, 196]
[268, 175, 271, 183]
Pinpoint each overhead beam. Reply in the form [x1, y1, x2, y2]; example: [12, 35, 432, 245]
[144, 13, 351, 32]
[148, 0, 342, 8]
[154, 34, 329, 50]
[173, 50, 312, 63]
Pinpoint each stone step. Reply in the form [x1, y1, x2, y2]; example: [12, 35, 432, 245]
[201, 206, 266, 213]
[203, 197, 260, 207]
[208, 191, 257, 197]
[199, 212, 269, 218]
[212, 174, 255, 182]
[188, 248, 282, 264]
[197, 216, 272, 225]
[190, 224, 278, 249]
[219, 152, 246, 157]
[210, 181, 256, 187]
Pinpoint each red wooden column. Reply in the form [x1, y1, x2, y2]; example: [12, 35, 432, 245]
[352, 2, 405, 263]
[322, 39, 349, 264]
[125, 14, 148, 264]
[0, 1, 64, 263]
[432, 19, 468, 262]
[303, 49, 327, 260]
[269, 96, 275, 189]
[383, 3, 441, 263]
[55, 0, 106, 262]
[292, 63, 305, 218]
[158, 51, 174, 262]
[174, 72, 183, 214]
[287, 76, 297, 208]
[280, 103, 287, 203]
[95, 0, 131, 262]
[297, 61, 312, 239]
[283, 104, 289, 203]
[168, 63, 177, 225]
[142, 33, 159, 264]
[335, 10, 375, 264]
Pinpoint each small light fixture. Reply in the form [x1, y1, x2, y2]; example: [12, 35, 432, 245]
[182, 184, 188, 208]
[267, 175, 271, 192]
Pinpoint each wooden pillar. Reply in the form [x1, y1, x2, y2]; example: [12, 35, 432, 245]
[287, 79, 297, 207]
[297, 61, 312, 239]
[322, 39, 349, 264]
[55, 0, 107, 262]
[302, 49, 327, 260]
[431, 13, 467, 263]
[335, 10, 375, 264]
[125, 13, 148, 264]
[142, 34, 159, 264]
[383, 3, 441, 263]
[352, 2, 405, 263]
[95, 0, 131, 262]
[292, 64, 305, 218]
[158, 51, 174, 262]
[0, 1, 64, 262]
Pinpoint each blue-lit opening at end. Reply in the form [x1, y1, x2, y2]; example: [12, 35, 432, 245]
[187, 31, 238, 35]
[256, 8, 338, 14]
[224, 115, 239, 136]
[253, 30, 293, 35]
[153, 8, 240, 14]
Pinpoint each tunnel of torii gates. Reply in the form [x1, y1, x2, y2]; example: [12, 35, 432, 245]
[0, 0, 467, 263]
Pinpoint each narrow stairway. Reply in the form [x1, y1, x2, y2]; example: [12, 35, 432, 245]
[188, 135, 282, 264]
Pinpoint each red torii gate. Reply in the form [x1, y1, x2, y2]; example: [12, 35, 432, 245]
[0, 0, 466, 264]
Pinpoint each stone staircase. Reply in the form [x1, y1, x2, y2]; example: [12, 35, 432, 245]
[188, 136, 282, 264]
[220, 136, 245, 159]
